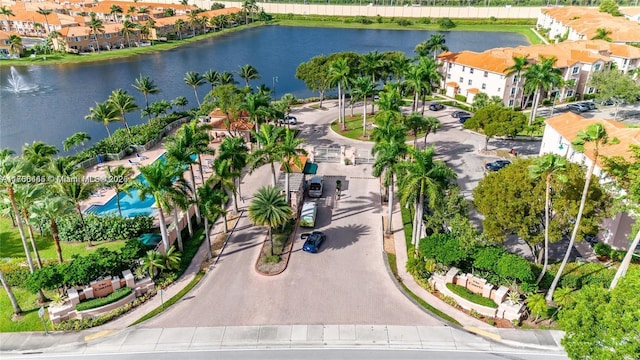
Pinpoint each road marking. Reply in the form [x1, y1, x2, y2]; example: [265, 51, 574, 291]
[84, 330, 117, 342]
[464, 326, 502, 341]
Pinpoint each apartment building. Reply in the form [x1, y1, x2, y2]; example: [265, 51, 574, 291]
[537, 6, 640, 44]
[437, 40, 640, 107]
[620, 6, 640, 23]
[56, 22, 142, 52]
[540, 112, 639, 250]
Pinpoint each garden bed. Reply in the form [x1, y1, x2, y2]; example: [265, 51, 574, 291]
[255, 220, 296, 276]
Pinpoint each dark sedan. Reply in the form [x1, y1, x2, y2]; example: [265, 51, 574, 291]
[458, 116, 471, 124]
[429, 103, 445, 111]
[302, 231, 326, 253]
[451, 111, 471, 118]
[485, 159, 511, 171]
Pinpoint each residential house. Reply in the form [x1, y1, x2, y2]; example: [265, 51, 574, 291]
[537, 6, 640, 44]
[149, 7, 241, 40]
[438, 40, 640, 107]
[0, 30, 17, 58]
[540, 112, 640, 251]
[0, 2, 77, 36]
[56, 22, 141, 52]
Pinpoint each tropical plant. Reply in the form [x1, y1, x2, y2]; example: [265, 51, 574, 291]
[162, 246, 181, 271]
[526, 293, 548, 323]
[63, 132, 91, 153]
[203, 69, 219, 89]
[36, 7, 52, 34]
[107, 88, 138, 132]
[184, 71, 205, 107]
[22, 141, 58, 169]
[171, 96, 188, 110]
[351, 76, 376, 138]
[88, 13, 105, 52]
[0, 269, 22, 317]
[141, 250, 165, 278]
[414, 33, 448, 60]
[30, 197, 74, 263]
[277, 129, 308, 204]
[120, 20, 137, 47]
[523, 56, 562, 126]
[237, 64, 261, 88]
[210, 158, 237, 232]
[504, 55, 529, 109]
[591, 28, 612, 42]
[198, 179, 227, 259]
[12, 184, 45, 268]
[8, 34, 23, 56]
[85, 101, 119, 143]
[1, 6, 15, 33]
[174, 19, 186, 40]
[248, 186, 293, 256]
[103, 165, 134, 217]
[249, 124, 285, 186]
[328, 58, 351, 130]
[132, 75, 160, 120]
[546, 124, 619, 302]
[218, 136, 249, 212]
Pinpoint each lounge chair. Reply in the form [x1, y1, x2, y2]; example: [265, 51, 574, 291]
[136, 153, 149, 160]
[128, 159, 141, 166]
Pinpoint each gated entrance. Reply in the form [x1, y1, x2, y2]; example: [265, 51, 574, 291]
[313, 146, 342, 163]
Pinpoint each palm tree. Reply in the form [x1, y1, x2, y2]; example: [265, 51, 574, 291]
[328, 58, 351, 131]
[30, 197, 73, 263]
[174, 19, 186, 40]
[165, 136, 201, 223]
[523, 56, 562, 126]
[422, 116, 441, 146]
[85, 101, 119, 143]
[184, 71, 205, 107]
[22, 141, 58, 169]
[403, 112, 426, 149]
[242, 92, 270, 132]
[529, 154, 567, 284]
[63, 132, 91, 153]
[110, 5, 123, 23]
[198, 179, 228, 259]
[351, 76, 376, 138]
[171, 96, 188, 110]
[167, 178, 191, 252]
[218, 71, 236, 85]
[136, 161, 184, 254]
[278, 129, 308, 204]
[415, 34, 448, 60]
[610, 229, 640, 290]
[0, 269, 22, 317]
[591, 28, 612, 42]
[248, 186, 293, 257]
[372, 120, 408, 235]
[398, 146, 456, 248]
[132, 75, 160, 120]
[104, 165, 133, 217]
[141, 250, 165, 278]
[88, 13, 105, 52]
[120, 20, 137, 47]
[242, 0, 258, 24]
[211, 158, 236, 233]
[249, 124, 285, 186]
[415, 57, 441, 113]
[546, 124, 619, 302]
[360, 50, 385, 83]
[36, 8, 52, 34]
[218, 136, 249, 212]
[12, 184, 45, 268]
[1, 6, 15, 32]
[203, 69, 219, 89]
[108, 89, 138, 132]
[237, 64, 261, 88]
[504, 55, 529, 109]
[8, 34, 23, 56]
[404, 64, 425, 113]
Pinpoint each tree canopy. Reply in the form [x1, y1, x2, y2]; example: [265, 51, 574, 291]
[463, 105, 526, 149]
[588, 69, 639, 119]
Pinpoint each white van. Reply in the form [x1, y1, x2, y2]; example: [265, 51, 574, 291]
[308, 176, 324, 198]
[300, 202, 317, 228]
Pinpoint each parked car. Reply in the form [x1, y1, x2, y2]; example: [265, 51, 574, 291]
[485, 159, 511, 171]
[584, 234, 599, 245]
[458, 116, 471, 124]
[600, 99, 615, 106]
[567, 103, 589, 113]
[580, 102, 597, 110]
[301, 231, 326, 253]
[429, 103, 445, 111]
[278, 115, 297, 125]
[307, 176, 324, 198]
[451, 111, 471, 118]
[300, 202, 318, 228]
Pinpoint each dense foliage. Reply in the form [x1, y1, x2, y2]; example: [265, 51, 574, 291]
[463, 105, 526, 149]
[56, 214, 153, 242]
[75, 287, 132, 311]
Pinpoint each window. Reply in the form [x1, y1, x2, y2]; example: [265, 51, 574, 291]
[74, 37, 80, 42]
[459, 77, 464, 83]
[481, 83, 486, 90]
[468, 79, 472, 85]
[448, 63, 452, 69]
[513, 75, 518, 83]
[469, 68, 474, 74]
[484, 71, 488, 77]
[462, 66, 466, 72]
[594, 63, 601, 71]
[510, 88, 516, 95]
[567, 90, 574, 97]
[587, 87, 595, 94]
[508, 99, 514, 106]
[105, 34, 111, 39]
[572, 66, 579, 74]
[447, 73, 451, 79]
[623, 59, 628, 65]
[497, 88, 501, 92]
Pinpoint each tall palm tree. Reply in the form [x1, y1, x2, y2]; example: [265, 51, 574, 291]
[22, 141, 58, 169]
[372, 120, 408, 235]
[1, 6, 15, 32]
[415, 57, 441, 113]
[242, 92, 270, 132]
[203, 69, 220, 89]
[167, 178, 191, 252]
[13, 184, 45, 268]
[242, 0, 258, 24]
[591, 28, 612, 42]
[36, 8, 52, 34]
[610, 229, 640, 290]
[351, 76, 376, 138]
[171, 96, 188, 110]
[104, 165, 133, 217]
[277, 129, 308, 204]
[165, 136, 201, 223]
[174, 19, 186, 40]
[218, 136, 249, 212]
[328, 58, 351, 131]
[529, 154, 567, 284]
[132, 75, 160, 120]
[110, 5, 123, 23]
[523, 56, 562, 126]
[30, 197, 73, 263]
[8, 34, 22, 56]
[422, 116, 441, 146]
[403, 112, 426, 149]
[0, 269, 22, 316]
[404, 64, 425, 113]
[136, 161, 184, 254]
[546, 124, 619, 302]
[108, 88, 138, 132]
[249, 124, 285, 186]
[198, 179, 228, 259]
[88, 13, 105, 52]
[415, 34, 449, 60]
[85, 101, 119, 143]
[248, 186, 293, 257]
[237, 64, 261, 88]
[360, 50, 385, 83]
[504, 54, 529, 109]
[398, 146, 456, 248]
[184, 71, 205, 107]
[218, 71, 236, 85]
[63, 132, 91, 153]
[211, 158, 236, 233]
[120, 20, 137, 47]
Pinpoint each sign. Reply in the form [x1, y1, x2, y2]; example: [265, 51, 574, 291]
[38, 306, 45, 319]
[91, 278, 114, 298]
[467, 277, 486, 294]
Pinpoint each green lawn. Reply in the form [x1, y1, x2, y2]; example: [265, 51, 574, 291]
[0, 217, 125, 260]
[331, 115, 373, 141]
[0, 287, 56, 333]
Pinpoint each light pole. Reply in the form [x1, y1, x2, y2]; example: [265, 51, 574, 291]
[272, 76, 278, 99]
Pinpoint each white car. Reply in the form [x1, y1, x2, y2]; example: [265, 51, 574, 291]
[278, 116, 297, 125]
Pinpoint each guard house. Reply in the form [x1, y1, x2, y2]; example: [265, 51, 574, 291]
[277, 155, 318, 214]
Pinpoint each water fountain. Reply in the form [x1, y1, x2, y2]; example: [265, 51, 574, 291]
[5, 66, 39, 93]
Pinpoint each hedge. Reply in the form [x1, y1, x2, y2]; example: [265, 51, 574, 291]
[75, 287, 132, 311]
[57, 214, 153, 242]
[446, 283, 498, 309]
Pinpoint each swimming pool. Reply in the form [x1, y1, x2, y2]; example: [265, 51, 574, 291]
[86, 173, 158, 217]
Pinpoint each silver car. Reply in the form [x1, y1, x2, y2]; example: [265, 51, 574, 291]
[307, 176, 324, 198]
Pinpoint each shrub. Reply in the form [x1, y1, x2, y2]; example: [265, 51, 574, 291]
[354, 16, 372, 24]
[610, 250, 626, 262]
[446, 283, 498, 308]
[25, 264, 65, 293]
[0, 260, 31, 286]
[76, 287, 132, 311]
[496, 253, 534, 283]
[419, 17, 431, 24]
[55, 292, 152, 330]
[57, 214, 153, 242]
[438, 17, 456, 30]
[396, 19, 412, 26]
[542, 99, 553, 106]
[514, 106, 522, 111]
[594, 242, 612, 257]
[419, 233, 467, 267]
[552, 262, 615, 289]
[264, 255, 281, 263]
[375, 15, 383, 23]
[454, 94, 467, 103]
[472, 247, 505, 272]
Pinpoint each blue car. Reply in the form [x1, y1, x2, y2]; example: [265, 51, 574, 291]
[458, 116, 471, 124]
[301, 231, 326, 253]
[485, 160, 511, 171]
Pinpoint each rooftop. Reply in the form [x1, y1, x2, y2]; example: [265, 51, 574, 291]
[541, 6, 640, 43]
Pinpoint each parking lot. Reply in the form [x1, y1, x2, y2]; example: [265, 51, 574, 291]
[536, 100, 640, 125]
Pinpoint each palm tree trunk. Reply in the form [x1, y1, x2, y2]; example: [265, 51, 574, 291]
[235, 177, 241, 212]
[50, 220, 64, 263]
[222, 198, 229, 234]
[536, 176, 551, 285]
[610, 229, 640, 290]
[22, 209, 42, 269]
[342, 92, 347, 131]
[189, 166, 202, 224]
[386, 176, 394, 235]
[115, 189, 122, 217]
[75, 203, 90, 246]
[529, 88, 541, 126]
[546, 159, 596, 302]
[270, 162, 277, 187]
[362, 99, 367, 138]
[285, 172, 290, 204]
[203, 217, 212, 260]
[414, 194, 424, 251]
[157, 205, 170, 254]
[414, 91, 419, 113]
[0, 269, 22, 316]
[411, 199, 419, 247]
[9, 189, 35, 273]
[193, 88, 201, 107]
[172, 207, 183, 252]
[319, 90, 324, 108]
[337, 84, 343, 130]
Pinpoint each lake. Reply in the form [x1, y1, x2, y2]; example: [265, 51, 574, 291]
[0, 25, 528, 152]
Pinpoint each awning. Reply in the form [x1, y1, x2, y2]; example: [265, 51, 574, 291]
[303, 162, 318, 175]
[138, 233, 161, 247]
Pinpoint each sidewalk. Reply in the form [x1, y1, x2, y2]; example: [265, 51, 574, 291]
[388, 204, 566, 352]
